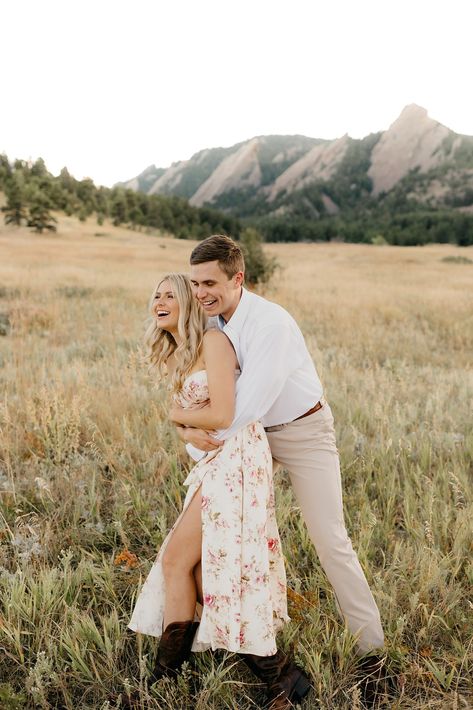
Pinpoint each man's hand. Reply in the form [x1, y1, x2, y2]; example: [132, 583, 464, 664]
[176, 425, 223, 452]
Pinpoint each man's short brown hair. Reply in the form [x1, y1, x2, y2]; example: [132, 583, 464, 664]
[190, 234, 245, 279]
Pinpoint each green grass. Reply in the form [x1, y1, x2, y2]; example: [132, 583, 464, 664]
[0, 226, 472, 708]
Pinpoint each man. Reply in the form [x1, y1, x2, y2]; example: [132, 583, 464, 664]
[171, 234, 388, 708]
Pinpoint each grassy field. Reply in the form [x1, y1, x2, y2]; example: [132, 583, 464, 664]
[0, 217, 472, 709]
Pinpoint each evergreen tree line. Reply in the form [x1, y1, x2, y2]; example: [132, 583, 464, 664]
[0, 155, 240, 238]
[213, 135, 473, 247]
[255, 209, 473, 246]
[3, 154, 472, 247]
[0, 154, 277, 284]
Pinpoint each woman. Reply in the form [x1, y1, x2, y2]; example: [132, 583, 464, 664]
[128, 273, 293, 696]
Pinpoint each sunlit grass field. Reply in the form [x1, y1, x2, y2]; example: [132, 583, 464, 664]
[0, 217, 472, 709]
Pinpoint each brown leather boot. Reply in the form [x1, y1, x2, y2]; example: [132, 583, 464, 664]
[356, 654, 394, 708]
[240, 650, 312, 709]
[151, 619, 200, 683]
[112, 622, 199, 708]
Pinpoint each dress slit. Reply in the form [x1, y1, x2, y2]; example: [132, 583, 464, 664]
[128, 370, 289, 655]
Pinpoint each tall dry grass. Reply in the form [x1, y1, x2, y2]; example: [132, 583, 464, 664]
[0, 217, 472, 709]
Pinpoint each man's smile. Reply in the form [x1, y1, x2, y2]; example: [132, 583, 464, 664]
[200, 298, 218, 309]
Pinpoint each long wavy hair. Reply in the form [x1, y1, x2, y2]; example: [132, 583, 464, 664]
[144, 273, 207, 393]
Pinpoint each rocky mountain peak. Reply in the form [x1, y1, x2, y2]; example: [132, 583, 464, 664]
[367, 105, 452, 195]
[397, 103, 429, 122]
[118, 105, 473, 218]
[189, 137, 262, 207]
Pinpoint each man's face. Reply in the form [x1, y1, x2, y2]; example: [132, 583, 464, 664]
[190, 260, 243, 320]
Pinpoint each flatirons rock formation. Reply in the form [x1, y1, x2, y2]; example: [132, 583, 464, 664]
[368, 104, 457, 195]
[118, 135, 321, 206]
[267, 135, 349, 201]
[190, 138, 262, 206]
[119, 106, 473, 217]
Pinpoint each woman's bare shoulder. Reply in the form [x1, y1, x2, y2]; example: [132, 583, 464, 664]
[202, 328, 236, 361]
[203, 327, 227, 344]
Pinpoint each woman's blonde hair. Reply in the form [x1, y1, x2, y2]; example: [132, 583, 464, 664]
[144, 273, 207, 393]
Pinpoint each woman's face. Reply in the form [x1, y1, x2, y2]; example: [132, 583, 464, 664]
[152, 279, 180, 332]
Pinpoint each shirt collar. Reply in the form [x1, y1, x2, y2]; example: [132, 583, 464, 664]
[218, 287, 253, 338]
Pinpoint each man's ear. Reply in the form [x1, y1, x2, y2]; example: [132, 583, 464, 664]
[234, 271, 244, 286]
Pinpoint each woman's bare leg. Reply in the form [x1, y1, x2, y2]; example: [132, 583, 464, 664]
[161, 487, 202, 628]
[193, 561, 203, 605]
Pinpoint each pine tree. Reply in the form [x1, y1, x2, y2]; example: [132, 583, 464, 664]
[95, 187, 109, 224]
[2, 173, 27, 226]
[0, 153, 12, 189]
[129, 205, 144, 229]
[27, 191, 57, 233]
[110, 188, 128, 226]
[30, 157, 47, 177]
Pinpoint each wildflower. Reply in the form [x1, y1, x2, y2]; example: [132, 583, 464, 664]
[114, 549, 138, 570]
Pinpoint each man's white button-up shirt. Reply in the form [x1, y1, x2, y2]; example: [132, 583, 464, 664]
[217, 287, 323, 439]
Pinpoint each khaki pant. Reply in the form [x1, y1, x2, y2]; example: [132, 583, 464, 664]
[265, 401, 384, 654]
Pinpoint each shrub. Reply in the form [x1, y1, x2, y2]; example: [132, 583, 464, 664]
[240, 228, 278, 286]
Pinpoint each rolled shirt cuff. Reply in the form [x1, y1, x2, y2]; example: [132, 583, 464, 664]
[185, 442, 207, 461]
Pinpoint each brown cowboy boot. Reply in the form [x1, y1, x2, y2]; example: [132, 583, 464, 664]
[116, 621, 200, 707]
[356, 654, 394, 708]
[240, 650, 312, 709]
[150, 619, 200, 682]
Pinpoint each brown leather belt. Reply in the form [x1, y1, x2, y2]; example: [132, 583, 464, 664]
[265, 401, 323, 432]
[293, 400, 323, 421]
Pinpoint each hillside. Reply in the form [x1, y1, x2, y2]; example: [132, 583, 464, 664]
[118, 135, 323, 206]
[0, 157, 241, 242]
[3, 109, 473, 247]
[120, 105, 473, 244]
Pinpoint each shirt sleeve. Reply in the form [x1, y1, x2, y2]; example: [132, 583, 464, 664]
[186, 442, 207, 461]
[217, 321, 297, 440]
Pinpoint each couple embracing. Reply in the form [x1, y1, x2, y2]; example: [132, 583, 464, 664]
[128, 235, 387, 708]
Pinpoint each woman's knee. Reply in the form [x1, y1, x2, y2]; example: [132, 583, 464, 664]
[161, 545, 195, 578]
[161, 493, 203, 577]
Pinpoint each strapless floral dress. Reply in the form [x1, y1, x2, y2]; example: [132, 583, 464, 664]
[128, 369, 289, 655]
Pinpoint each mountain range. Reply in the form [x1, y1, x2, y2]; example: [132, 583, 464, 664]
[119, 105, 473, 222]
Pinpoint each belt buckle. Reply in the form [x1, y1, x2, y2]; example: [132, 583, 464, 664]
[264, 423, 286, 433]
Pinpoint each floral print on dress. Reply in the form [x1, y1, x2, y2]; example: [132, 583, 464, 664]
[128, 369, 289, 656]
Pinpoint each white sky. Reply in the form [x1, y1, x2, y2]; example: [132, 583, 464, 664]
[1, 0, 472, 187]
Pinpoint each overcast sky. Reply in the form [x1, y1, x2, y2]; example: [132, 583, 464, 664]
[1, 0, 472, 187]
